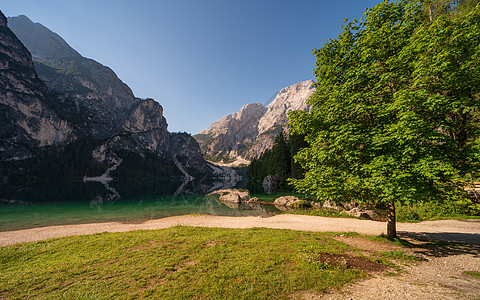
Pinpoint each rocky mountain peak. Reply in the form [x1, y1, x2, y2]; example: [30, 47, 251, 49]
[8, 15, 81, 59]
[8, 16, 139, 138]
[195, 80, 315, 163]
[236, 102, 266, 120]
[195, 103, 266, 163]
[257, 80, 314, 136]
[200, 103, 266, 135]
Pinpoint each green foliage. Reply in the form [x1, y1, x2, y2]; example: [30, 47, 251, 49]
[0, 227, 389, 299]
[247, 132, 308, 192]
[289, 0, 480, 212]
[291, 199, 479, 222]
[380, 250, 420, 261]
[416, 0, 480, 21]
[395, 200, 479, 222]
[270, 132, 291, 180]
[457, 197, 480, 214]
[464, 271, 480, 278]
[292, 208, 354, 219]
[250, 191, 311, 203]
[290, 199, 311, 209]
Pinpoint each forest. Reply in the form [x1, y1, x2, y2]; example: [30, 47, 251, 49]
[247, 132, 307, 192]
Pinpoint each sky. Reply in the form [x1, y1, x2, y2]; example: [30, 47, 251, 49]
[1, 0, 382, 134]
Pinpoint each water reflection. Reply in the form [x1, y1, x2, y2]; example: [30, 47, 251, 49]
[0, 168, 279, 231]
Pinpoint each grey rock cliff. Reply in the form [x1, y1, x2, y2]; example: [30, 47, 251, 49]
[195, 80, 315, 162]
[196, 103, 266, 161]
[170, 132, 212, 177]
[0, 11, 72, 160]
[101, 99, 171, 158]
[248, 80, 314, 158]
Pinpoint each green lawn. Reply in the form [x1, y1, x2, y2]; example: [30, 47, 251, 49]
[0, 227, 414, 299]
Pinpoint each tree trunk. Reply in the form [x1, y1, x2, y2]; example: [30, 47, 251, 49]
[386, 200, 396, 238]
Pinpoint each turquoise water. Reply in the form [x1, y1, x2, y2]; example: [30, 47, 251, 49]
[0, 179, 279, 231]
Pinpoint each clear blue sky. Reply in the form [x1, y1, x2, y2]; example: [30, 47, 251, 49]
[1, 0, 381, 134]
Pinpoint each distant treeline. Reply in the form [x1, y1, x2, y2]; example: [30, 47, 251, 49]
[0, 137, 184, 188]
[247, 132, 307, 193]
[1, 137, 107, 185]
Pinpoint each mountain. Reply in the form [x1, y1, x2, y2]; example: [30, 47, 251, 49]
[8, 15, 138, 138]
[195, 103, 267, 163]
[0, 12, 72, 161]
[195, 80, 315, 164]
[1, 12, 213, 188]
[7, 15, 81, 59]
[253, 80, 315, 157]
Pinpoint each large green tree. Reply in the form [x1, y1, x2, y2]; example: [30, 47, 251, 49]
[289, 0, 480, 237]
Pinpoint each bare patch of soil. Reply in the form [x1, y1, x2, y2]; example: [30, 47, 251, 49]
[203, 240, 218, 247]
[174, 260, 197, 272]
[315, 253, 387, 273]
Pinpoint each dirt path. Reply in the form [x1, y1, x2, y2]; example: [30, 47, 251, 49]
[1, 214, 479, 246]
[1, 215, 479, 299]
[319, 239, 480, 300]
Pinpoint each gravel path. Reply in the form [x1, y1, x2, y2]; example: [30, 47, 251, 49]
[319, 236, 480, 300]
[1, 214, 479, 246]
[1, 214, 479, 299]
[319, 252, 480, 300]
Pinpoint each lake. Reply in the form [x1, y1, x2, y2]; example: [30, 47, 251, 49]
[0, 176, 280, 232]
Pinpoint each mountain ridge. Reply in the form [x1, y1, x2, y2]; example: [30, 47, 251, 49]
[195, 80, 315, 165]
[8, 15, 81, 59]
[1, 12, 214, 190]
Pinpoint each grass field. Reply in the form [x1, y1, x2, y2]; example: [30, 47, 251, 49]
[0, 227, 416, 299]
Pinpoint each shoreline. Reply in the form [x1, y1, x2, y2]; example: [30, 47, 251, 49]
[1, 214, 479, 247]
